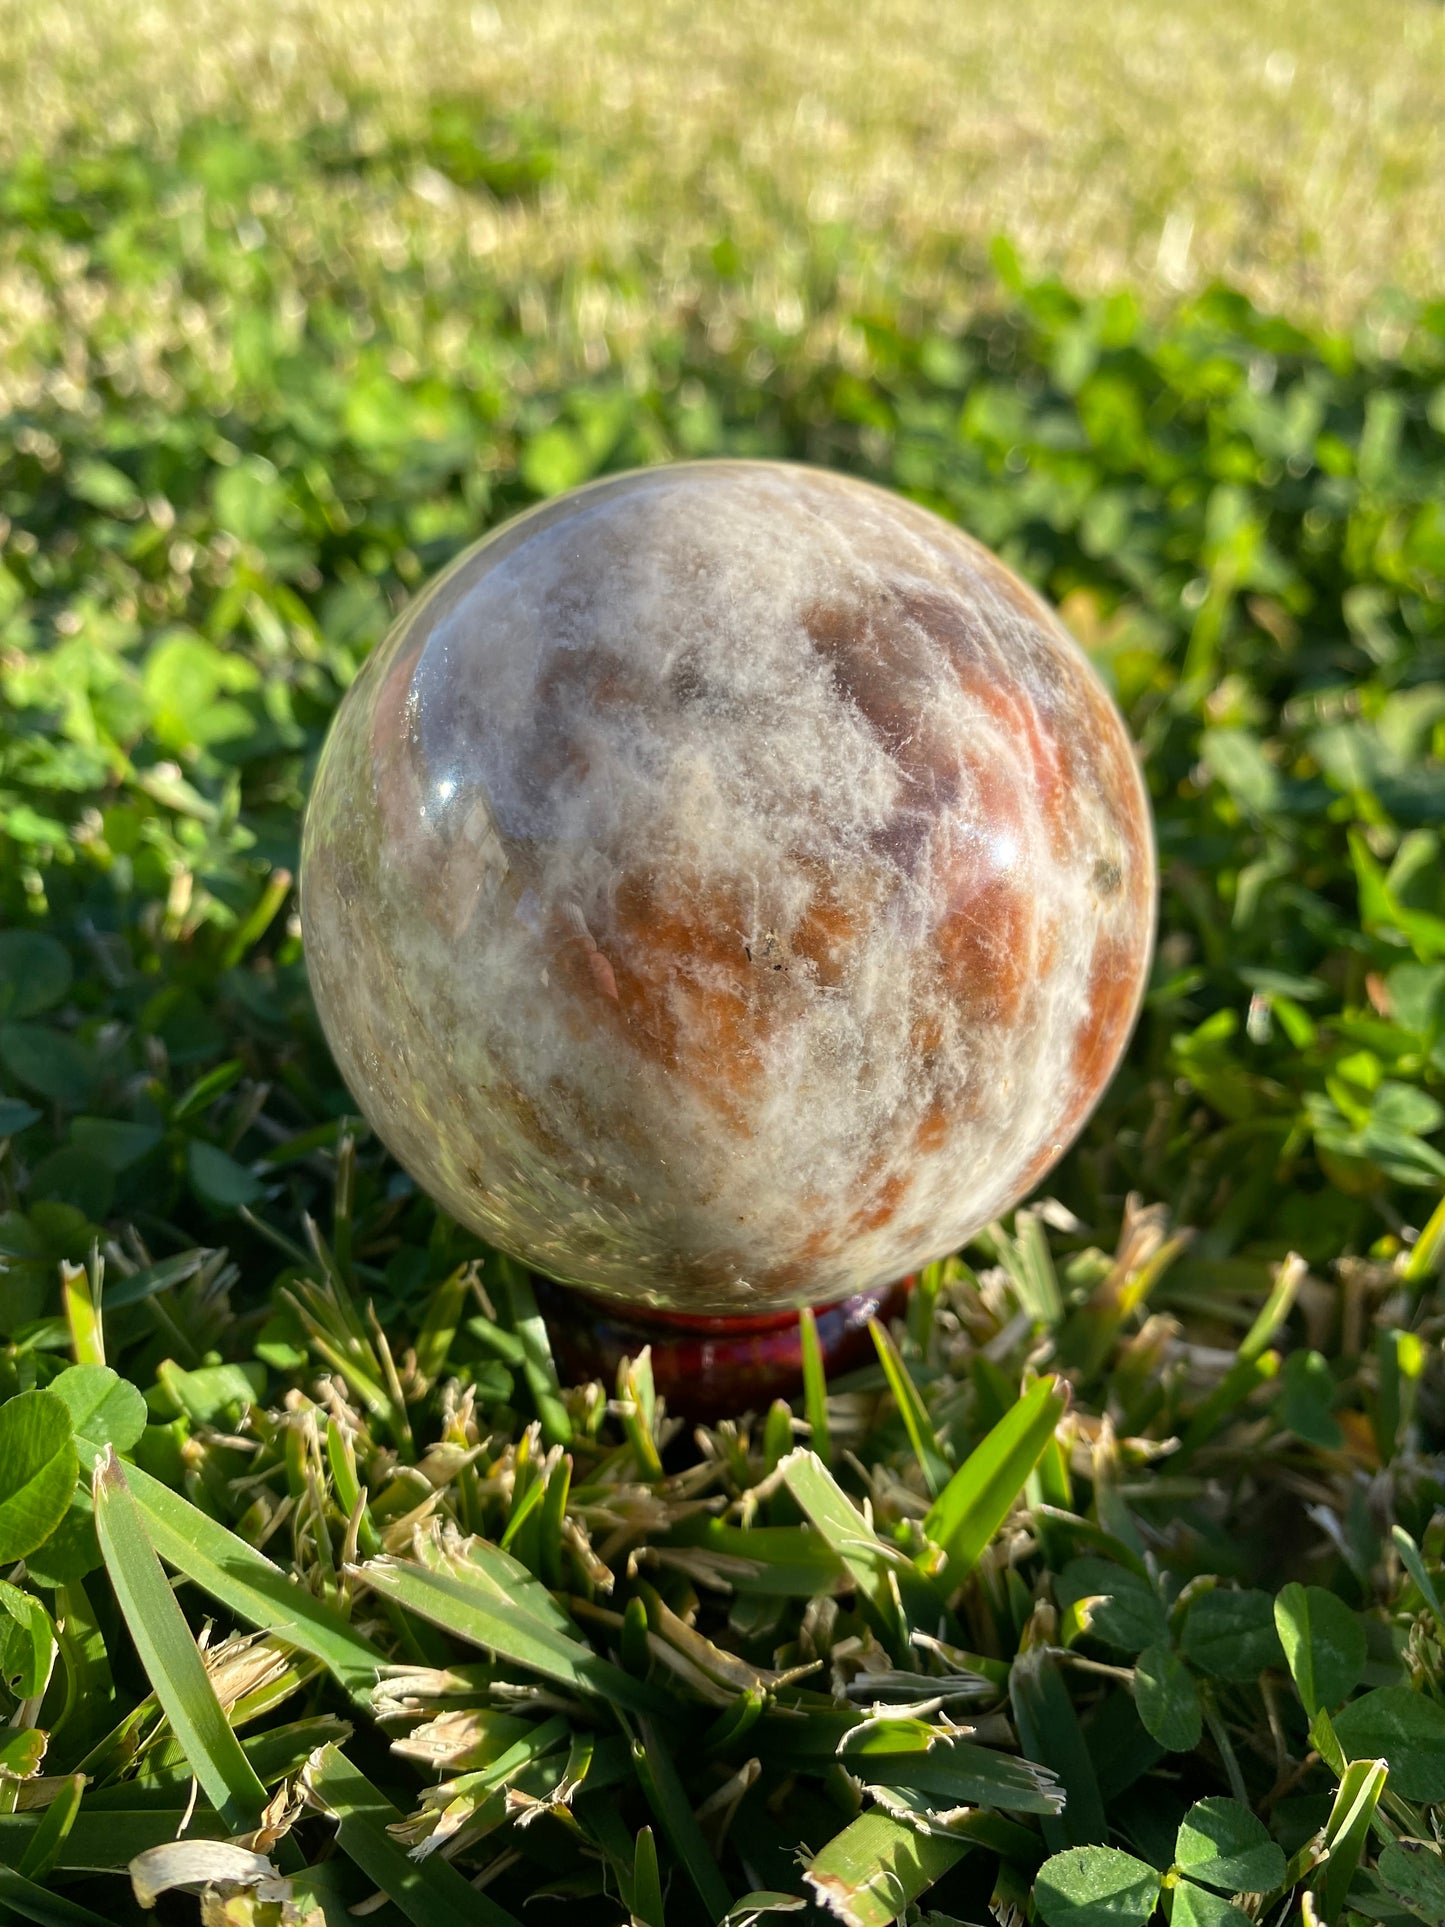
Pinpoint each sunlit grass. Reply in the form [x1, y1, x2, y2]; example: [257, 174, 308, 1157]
[2, 0, 1442, 332]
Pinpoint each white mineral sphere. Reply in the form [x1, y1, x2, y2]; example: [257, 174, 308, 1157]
[301, 461, 1156, 1314]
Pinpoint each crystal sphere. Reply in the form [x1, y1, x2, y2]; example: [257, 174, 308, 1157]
[301, 462, 1155, 1315]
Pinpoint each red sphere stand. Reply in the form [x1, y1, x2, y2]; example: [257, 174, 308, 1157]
[535, 1275, 912, 1421]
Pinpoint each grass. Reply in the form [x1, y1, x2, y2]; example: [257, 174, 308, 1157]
[0, 13, 1444, 1927]
[0, 0, 1444, 343]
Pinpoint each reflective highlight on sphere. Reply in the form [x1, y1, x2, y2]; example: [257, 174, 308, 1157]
[301, 462, 1156, 1314]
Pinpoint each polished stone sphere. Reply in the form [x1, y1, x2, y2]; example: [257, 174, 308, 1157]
[301, 462, 1155, 1315]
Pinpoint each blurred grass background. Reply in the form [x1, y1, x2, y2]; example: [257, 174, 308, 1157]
[4, 0, 1444, 349]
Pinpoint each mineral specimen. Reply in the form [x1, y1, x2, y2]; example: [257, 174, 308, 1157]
[301, 462, 1155, 1314]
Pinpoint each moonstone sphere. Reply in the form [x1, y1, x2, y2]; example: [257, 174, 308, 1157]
[301, 462, 1155, 1316]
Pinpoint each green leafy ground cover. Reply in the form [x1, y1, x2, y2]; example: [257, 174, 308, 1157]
[1, 101, 1444, 1927]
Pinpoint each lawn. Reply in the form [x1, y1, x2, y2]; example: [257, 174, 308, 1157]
[1, 7, 1444, 1926]
[5, 0, 1445, 338]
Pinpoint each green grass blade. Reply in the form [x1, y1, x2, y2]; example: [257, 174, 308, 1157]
[717, 1897, 809, 1925]
[220, 860, 293, 968]
[924, 1376, 1067, 1577]
[804, 1810, 966, 1927]
[102, 1249, 210, 1312]
[92, 1452, 268, 1834]
[798, 1309, 832, 1464]
[576, 1798, 641, 1912]
[633, 1717, 733, 1923]
[1391, 1525, 1445, 1640]
[412, 1260, 474, 1385]
[123, 1463, 383, 1699]
[632, 1824, 666, 1927]
[988, 1213, 1064, 1328]
[778, 1450, 906, 1626]
[1373, 1328, 1425, 1462]
[537, 1451, 571, 1592]
[1237, 1253, 1305, 1363]
[906, 1259, 949, 1354]
[60, 1253, 106, 1370]
[463, 1713, 572, 1793]
[349, 1554, 668, 1714]
[302, 1742, 522, 1927]
[869, 1318, 951, 1498]
[1008, 1647, 1107, 1851]
[423, 1526, 585, 1641]
[1176, 1351, 1281, 1460]
[1308, 1707, 1347, 1781]
[762, 1400, 795, 1477]
[500, 1265, 573, 1448]
[15, 1774, 85, 1881]
[675, 1519, 847, 1597]
[840, 1722, 1063, 1815]
[1318, 1756, 1389, 1923]
[1401, 1189, 1445, 1284]
[617, 1351, 665, 1481]
[0, 1810, 230, 1873]
[0, 1866, 115, 1927]
[50, 1578, 115, 1765]
[464, 1316, 528, 1368]
[499, 1464, 549, 1550]
[140, 1714, 351, 1793]
[325, 1417, 382, 1559]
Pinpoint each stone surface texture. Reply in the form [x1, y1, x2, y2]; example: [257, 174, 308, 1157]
[301, 462, 1156, 1314]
